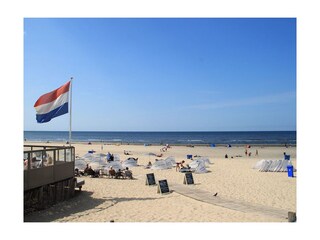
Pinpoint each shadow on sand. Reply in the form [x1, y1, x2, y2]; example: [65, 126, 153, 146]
[24, 190, 158, 222]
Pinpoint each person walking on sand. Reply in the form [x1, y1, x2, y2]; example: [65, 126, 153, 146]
[255, 149, 259, 156]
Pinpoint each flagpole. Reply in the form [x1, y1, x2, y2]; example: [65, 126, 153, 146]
[69, 77, 73, 146]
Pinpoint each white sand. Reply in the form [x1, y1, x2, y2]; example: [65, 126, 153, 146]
[24, 142, 296, 222]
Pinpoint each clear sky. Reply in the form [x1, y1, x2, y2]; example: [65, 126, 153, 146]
[24, 18, 296, 131]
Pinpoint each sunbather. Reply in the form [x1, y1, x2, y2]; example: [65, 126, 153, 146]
[176, 160, 186, 172]
[124, 150, 131, 155]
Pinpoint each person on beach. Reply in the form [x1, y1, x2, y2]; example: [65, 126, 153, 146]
[24, 159, 28, 170]
[255, 149, 259, 156]
[87, 166, 95, 176]
[124, 150, 131, 155]
[106, 152, 111, 161]
[108, 167, 116, 178]
[84, 164, 89, 175]
[115, 169, 124, 179]
[107, 153, 114, 162]
[176, 160, 186, 171]
[124, 167, 133, 179]
[145, 161, 152, 169]
[161, 146, 167, 152]
[225, 154, 228, 158]
[245, 149, 248, 156]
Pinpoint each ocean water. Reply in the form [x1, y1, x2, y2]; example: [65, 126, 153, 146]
[24, 131, 296, 145]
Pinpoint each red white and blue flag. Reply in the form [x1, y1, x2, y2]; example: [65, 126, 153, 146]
[34, 81, 71, 123]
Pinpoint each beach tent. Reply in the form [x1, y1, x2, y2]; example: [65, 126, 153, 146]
[82, 152, 94, 158]
[122, 158, 138, 167]
[144, 152, 157, 156]
[81, 152, 109, 170]
[253, 159, 293, 172]
[113, 154, 121, 161]
[102, 161, 123, 173]
[164, 156, 176, 167]
[150, 157, 176, 170]
[75, 158, 88, 171]
[253, 159, 264, 169]
[193, 157, 212, 165]
[189, 159, 209, 173]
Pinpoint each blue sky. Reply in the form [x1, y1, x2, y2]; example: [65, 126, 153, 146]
[24, 18, 296, 131]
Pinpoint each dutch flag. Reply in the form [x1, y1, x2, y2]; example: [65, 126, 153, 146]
[34, 81, 71, 123]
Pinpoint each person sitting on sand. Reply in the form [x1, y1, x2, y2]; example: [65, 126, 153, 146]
[106, 152, 111, 161]
[124, 167, 133, 179]
[84, 164, 89, 175]
[145, 161, 152, 169]
[115, 169, 124, 179]
[225, 154, 228, 158]
[124, 150, 131, 155]
[87, 166, 95, 176]
[156, 153, 163, 157]
[179, 163, 191, 173]
[108, 167, 116, 178]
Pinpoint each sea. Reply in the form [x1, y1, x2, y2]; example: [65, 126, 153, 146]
[24, 131, 296, 146]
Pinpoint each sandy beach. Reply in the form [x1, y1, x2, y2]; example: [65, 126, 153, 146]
[23, 142, 296, 222]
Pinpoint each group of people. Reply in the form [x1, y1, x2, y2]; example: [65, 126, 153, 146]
[244, 148, 259, 157]
[108, 166, 133, 179]
[160, 144, 171, 152]
[76, 164, 134, 179]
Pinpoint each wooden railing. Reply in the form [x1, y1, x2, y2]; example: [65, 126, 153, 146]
[24, 145, 75, 191]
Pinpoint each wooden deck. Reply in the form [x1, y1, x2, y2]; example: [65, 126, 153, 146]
[170, 183, 289, 220]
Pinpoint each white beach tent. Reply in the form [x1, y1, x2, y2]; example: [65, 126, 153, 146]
[122, 158, 138, 167]
[253, 159, 291, 172]
[103, 161, 123, 173]
[80, 152, 110, 170]
[193, 156, 212, 165]
[75, 158, 88, 171]
[189, 159, 209, 173]
[150, 156, 176, 170]
[253, 159, 265, 170]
